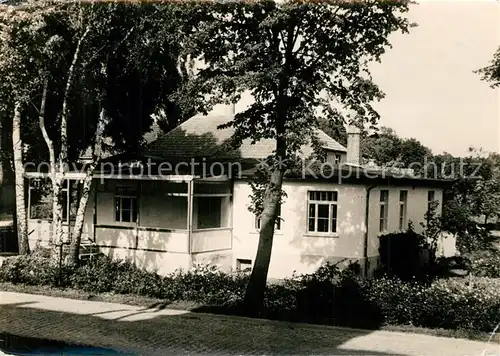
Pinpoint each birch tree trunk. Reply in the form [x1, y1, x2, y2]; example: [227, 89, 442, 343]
[68, 108, 107, 265]
[12, 101, 29, 254]
[40, 25, 90, 245]
[51, 178, 64, 243]
[36, 78, 64, 244]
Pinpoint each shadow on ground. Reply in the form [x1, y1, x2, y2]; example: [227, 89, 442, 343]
[0, 300, 406, 356]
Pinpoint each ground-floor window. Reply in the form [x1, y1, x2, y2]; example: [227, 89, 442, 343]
[114, 187, 138, 223]
[196, 196, 222, 229]
[29, 178, 80, 222]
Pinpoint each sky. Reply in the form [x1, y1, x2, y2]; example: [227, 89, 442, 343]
[369, 0, 500, 157]
[219, 0, 500, 157]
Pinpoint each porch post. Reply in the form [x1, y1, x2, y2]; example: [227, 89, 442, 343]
[92, 180, 97, 242]
[135, 180, 141, 250]
[66, 179, 70, 243]
[187, 179, 193, 256]
[27, 178, 31, 220]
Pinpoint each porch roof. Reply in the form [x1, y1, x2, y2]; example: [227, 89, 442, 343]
[24, 150, 454, 187]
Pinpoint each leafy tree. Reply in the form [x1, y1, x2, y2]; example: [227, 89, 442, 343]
[477, 45, 500, 87]
[361, 126, 402, 166]
[0, 1, 59, 254]
[360, 126, 432, 173]
[189, 0, 411, 314]
[316, 116, 347, 146]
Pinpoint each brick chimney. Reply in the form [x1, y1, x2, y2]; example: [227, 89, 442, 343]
[346, 125, 361, 165]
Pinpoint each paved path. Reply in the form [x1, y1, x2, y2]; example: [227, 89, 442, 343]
[0, 291, 499, 356]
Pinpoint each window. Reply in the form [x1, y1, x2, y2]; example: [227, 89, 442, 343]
[29, 179, 78, 222]
[427, 190, 435, 211]
[307, 191, 338, 234]
[29, 178, 52, 220]
[255, 205, 281, 231]
[334, 154, 342, 164]
[196, 196, 222, 229]
[399, 190, 408, 230]
[379, 190, 389, 232]
[115, 187, 138, 223]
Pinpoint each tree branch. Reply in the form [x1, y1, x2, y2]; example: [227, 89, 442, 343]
[59, 24, 91, 171]
[38, 77, 55, 177]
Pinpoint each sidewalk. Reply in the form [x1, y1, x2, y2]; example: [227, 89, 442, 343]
[0, 291, 499, 355]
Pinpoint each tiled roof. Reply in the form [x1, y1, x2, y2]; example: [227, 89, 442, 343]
[144, 114, 346, 160]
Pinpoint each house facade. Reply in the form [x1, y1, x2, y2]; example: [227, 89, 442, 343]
[25, 105, 452, 278]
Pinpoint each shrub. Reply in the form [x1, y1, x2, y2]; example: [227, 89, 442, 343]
[364, 276, 500, 332]
[278, 261, 382, 328]
[163, 263, 248, 305]
[3, 251, 500, 333]
[378, 229, 434, 281]
[70, 254, 122, 293]
[432, 256, 470, 278]
[463, 250, 500, 278]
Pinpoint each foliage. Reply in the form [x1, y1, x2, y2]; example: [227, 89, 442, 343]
[463, 250, 500, 278]
[186, 0, 412, 312]
[3, 252, 500, 332]
[360, 126, 432, 172]
[366, 276, 500, 332]
[437, 149, 500, 252]
[377, 228, 434, 281]
[420, 199, 442, 252]
[0, 1, 199, 162]
[0, 248, 72, 287]
[476, 44, 500, 88]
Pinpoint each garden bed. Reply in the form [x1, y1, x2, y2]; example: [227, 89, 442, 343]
[1, 249, 500, 343]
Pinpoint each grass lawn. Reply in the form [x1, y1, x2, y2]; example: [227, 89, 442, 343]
[1, 281, 499, 344]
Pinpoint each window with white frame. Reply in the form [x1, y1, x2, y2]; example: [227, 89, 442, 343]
[307, 191, 338, 233]
[334, 154, 342, 164]
[114, 187, 138, 223]
[399, 190, 408, 230]
[255, 204, 281, 231]
[379, 190, 389, 232]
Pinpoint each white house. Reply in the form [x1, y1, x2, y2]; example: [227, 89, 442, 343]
[24, 105, 452, 279]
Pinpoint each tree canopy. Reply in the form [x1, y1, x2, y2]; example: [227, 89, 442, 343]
[186, 0, 412, 314]
[0, 1, 199, 164]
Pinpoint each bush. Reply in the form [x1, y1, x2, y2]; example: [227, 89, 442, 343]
[0, 248, 70, 287]
[365, 276, 500, 332]
[163, 263, 248, 305]
[432, 256, 470, 278]
[70, 257, 249, 305]
[3, 251, 500, 333]
[378, 229, 435, 281]
[463, 250, 500, 278]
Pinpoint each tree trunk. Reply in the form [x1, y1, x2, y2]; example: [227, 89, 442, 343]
[242, 167, 285, 316]
[36, 78, 63, 244]
[67, 175, 92, 265]
[0, 114, 3, 187]
[12, 102, 29, 255]
[52, 178, 64, 243]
